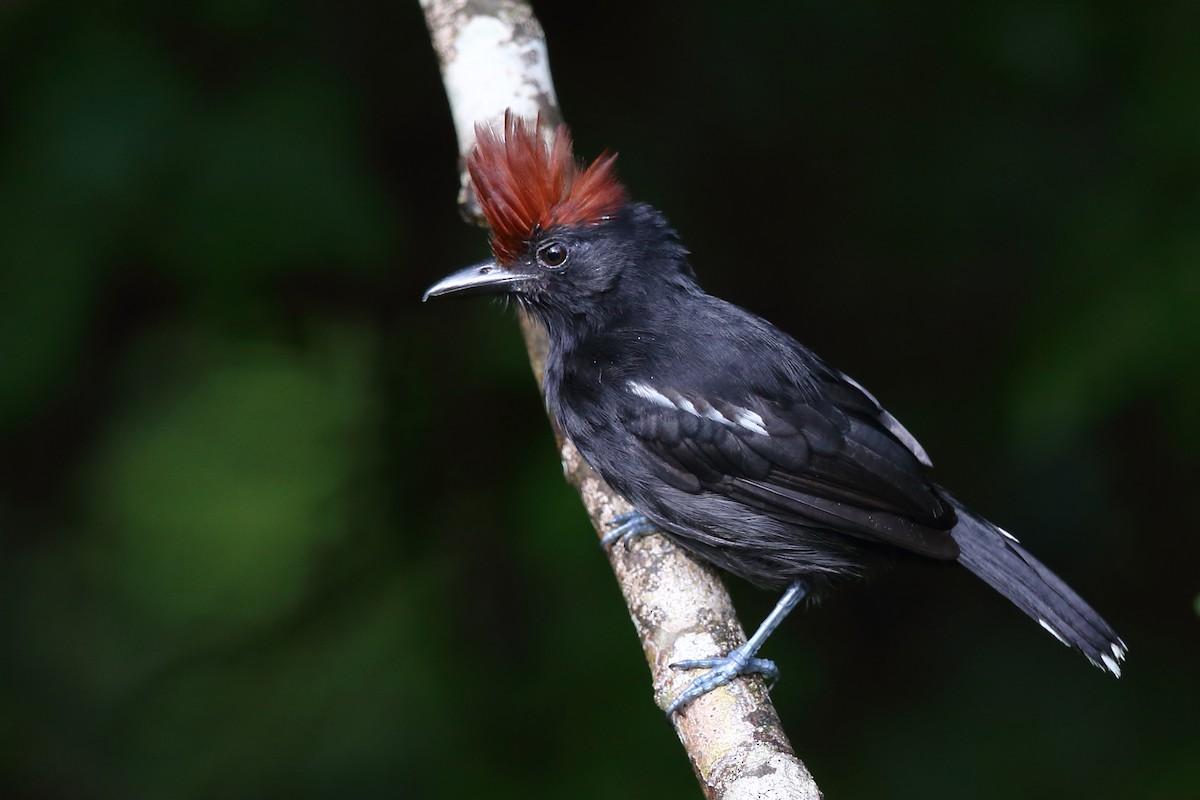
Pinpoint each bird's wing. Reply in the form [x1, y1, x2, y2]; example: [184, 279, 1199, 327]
[621, 377, 959, 559]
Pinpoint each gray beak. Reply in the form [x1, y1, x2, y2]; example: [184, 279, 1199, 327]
[422, 259, 528, 302]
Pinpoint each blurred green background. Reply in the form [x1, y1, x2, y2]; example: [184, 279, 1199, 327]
[1, 0, 1196, 797]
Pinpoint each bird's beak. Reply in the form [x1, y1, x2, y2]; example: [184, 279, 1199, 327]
[422, 259, 528, 302]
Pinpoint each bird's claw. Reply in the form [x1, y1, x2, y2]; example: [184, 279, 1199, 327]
[665, 646, 779, 716]
[600, 511, 657, 550]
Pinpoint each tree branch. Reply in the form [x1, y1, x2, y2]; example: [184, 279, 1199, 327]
[419, 2, 821, 796]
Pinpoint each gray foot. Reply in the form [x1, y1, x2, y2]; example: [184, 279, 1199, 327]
[600, 511, 657, 549]
[666, 645, 779, 716]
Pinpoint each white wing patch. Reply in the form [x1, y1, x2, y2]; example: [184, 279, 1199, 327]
[733, 408, 769, 436]
[628, 381, 674, 408]
[839, 371, 933, 468]
[627, 381, 768, 436]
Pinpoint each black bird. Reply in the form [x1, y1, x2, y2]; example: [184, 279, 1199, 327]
[424, 112, 1126, 714]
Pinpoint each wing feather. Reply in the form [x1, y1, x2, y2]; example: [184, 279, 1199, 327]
[622, 378, 958, 560]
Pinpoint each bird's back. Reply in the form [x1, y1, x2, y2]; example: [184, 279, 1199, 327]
[552, 289, 960, 591]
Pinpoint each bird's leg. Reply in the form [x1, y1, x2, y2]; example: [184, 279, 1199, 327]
[600, 510, 657, 549]
[666, 580, 808, 717]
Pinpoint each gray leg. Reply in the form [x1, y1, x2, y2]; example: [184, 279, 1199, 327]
[666, 580, 808, 716]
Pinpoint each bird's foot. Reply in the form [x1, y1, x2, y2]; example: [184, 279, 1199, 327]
[600, 511, 657, 550]
[666, 644, 779, 716]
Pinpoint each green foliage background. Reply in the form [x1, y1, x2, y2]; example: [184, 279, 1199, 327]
[1, 1, 1196, 797]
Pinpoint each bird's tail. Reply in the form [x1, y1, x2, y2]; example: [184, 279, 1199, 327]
[946, 495, 1127, 677]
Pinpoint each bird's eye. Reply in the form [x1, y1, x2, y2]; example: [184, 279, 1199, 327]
[537, 242, 569, 268]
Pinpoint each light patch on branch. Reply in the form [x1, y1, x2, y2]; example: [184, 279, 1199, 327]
[421, 0, 559, 217]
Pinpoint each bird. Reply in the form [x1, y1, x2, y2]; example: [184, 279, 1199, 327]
[423, 111, 1126, 715]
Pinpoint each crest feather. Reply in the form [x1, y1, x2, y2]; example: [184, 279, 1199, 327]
[467, 110, 627, 264]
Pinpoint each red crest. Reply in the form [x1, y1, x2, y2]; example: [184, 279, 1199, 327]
[467, 111, 627, 264]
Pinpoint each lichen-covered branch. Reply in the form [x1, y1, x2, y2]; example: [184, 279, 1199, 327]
[419, 2, 821, 797]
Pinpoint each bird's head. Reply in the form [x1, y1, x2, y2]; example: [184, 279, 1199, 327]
[423, 112, 692, 327]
